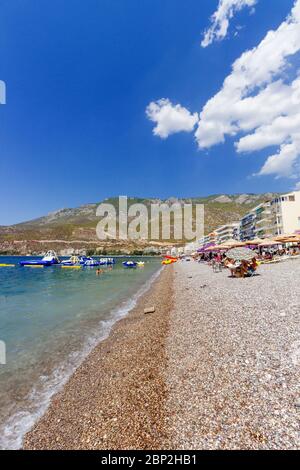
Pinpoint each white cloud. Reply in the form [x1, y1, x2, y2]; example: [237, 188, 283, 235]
[201, 0, 257, 48]
[259, 141, 300, 178]
[196, 0, 300, 179]
[146, 99, 198, 139]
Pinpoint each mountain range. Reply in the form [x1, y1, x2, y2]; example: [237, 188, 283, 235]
[0, 193, 277, 255]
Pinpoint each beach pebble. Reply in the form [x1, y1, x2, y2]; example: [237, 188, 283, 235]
[166, 259, 300, 450]
[144, 307, 155, 314]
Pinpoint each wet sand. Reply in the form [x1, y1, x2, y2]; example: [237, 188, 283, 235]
[23, 266, 173, 450]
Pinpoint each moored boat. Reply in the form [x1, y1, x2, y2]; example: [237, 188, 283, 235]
[122, 260, 137, 268]
[19, 251, 60, 267]
[61, 255, 81, 266]
[99, 257, 115, 265]
[83, 257, 100, 267]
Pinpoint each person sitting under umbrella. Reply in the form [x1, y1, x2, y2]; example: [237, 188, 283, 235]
[224, 247, 259, 278]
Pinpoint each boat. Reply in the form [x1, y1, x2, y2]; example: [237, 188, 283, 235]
[98, 257, 115, 265]
[137, 261, 145, 267]
[122, 261, 137, 268]
[19, 250, 60, 267]
[162, 258, 177, 265]
[0, 264, 15, 267]
[83, 257, 100, 267]
[61, 255, 81, 266]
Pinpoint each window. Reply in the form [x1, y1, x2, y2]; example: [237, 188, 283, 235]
[289, 195, 295, 201]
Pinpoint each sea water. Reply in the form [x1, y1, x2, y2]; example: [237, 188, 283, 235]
[0, 256, 161, 449]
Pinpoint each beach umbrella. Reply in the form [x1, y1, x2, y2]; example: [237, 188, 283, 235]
[214, 240, 245, 250]
[219, 239, 246, 248]
[274, 234, 299, 241]
[245, 238, 265, 245]
[281, 238, 300, 244]
[226, 247, 256, 261]
[214, 243, 231, 249]
[204, 245, 219, 251]
[258, 240, 282, 247]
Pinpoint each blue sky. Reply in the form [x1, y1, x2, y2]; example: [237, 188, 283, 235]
[0, 0, 298, 224]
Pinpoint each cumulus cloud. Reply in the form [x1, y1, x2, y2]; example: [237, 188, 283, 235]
[146, 99, 199, 139]
[201, 0, 257, 48]
[196, 0, 300, 178]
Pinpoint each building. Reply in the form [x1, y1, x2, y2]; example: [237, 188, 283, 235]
[195, 191, 300, 249]
[240, 212, 256, 241]
[240, 191, 300, 241]
[252, 202, 273, 239]
[269, 191, 300, 236]
[215, 222, 240, 244]
[197, 232, 216, 248]
[240, 201, 274, 241]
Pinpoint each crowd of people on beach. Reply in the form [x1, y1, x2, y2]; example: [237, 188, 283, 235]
[196, 246, 300, 264]
[192, 244, 300, 279]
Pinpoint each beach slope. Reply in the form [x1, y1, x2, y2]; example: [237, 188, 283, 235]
[24, 259, 300, 450]
[24, 267, 173, 450]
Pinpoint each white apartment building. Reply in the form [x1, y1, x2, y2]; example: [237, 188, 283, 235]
[269, 191, 300, 236]
[240, 191, 300, 240]
[197, 232, 217, 248]
[240, 202, 272, 241]
[252, 202, 273, 239]
[196, 191, 300, 248]
[215, 222, 240, 244]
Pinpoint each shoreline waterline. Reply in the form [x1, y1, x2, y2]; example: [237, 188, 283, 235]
[0, 259, 163, 450]
[23, 265, 173, 450]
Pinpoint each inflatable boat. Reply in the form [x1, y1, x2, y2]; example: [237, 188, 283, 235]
[61, 255, 81, 266]
[83, 257, 100, 267]
[19, 250, 60, 267]
[122, 261, 137, 268]
[99, 257, 115, 265]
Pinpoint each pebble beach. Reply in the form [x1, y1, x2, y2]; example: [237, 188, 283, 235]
[24, 259, 300, 450]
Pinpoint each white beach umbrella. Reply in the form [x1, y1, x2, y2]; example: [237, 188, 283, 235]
[226, 247, 257, 262]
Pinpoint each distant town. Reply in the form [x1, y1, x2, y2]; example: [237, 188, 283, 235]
[183, 190, 300, 255]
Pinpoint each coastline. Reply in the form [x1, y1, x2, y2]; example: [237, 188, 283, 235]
[23, 258, 300, 450]
[23, 266, 173, 450]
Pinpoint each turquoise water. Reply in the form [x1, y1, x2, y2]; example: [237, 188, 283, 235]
[0, 256, 161, 449]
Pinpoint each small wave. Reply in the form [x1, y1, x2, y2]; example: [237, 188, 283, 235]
[0, 266, 163, 450]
